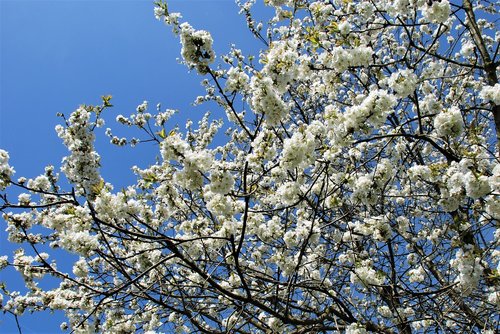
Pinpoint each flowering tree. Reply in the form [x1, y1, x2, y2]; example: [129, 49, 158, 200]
[1, 0, 499, 332]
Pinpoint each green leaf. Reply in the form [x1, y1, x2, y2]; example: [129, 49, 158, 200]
[91, 178, 105, 195]
[157, 128, 167, 139]
[101, 95, 113, 107]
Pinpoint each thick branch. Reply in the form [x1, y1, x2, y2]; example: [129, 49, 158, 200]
[463, 0, 500, 154]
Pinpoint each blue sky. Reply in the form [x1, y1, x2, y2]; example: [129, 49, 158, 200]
[0, 0, 265, 332]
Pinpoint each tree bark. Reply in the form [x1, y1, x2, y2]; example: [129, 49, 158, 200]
[463, 0, 500, 156]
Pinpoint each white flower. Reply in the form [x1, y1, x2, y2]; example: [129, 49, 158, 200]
[276, 181, 300, 206]
[262, 40, 300, 93]
[352, 175, 376, 205]
[388, 69, 418, 97]
[487, 290, 500, 306]
[490, 163, 500, 193]
[343, 89, 396, 132]
[17, 193, 31, 205]
[420, 93, 442, 115]
[180, 23, 215, 74]
[346, 322, 367, 334]
[281, 130, 316, 171]
[433, 106, 464, 137]
[56, 107, 101, 195]
[208, 168, 234, 195]
[387, 0, 411, 17]
[408, 165, 432, 182]
[338, 20, 351, 35]
[72, 258, 89, 277]
[160, 132, 190, 161]
[353, 216, 392, 241]
[450, 249, 483, 295]
[421, 0, 450, 23]
[320, 46, 373, 73]
[266, 0, 291, 7]
[225, 67, 249, 92]
[0, 149, 14, 189]
[351, 264, 385, 286]
[247, 129, 277, 167]
[464, 172, 490, 199]
[378, 305, 392, 318]
[479, 84, 500, 105]
[59, 230, 99, 256]
[408, 265, 426, 283]
[250, 76, 289, 126]
[153, 5, 165, 20]
[460, 41, 475, 57]
[0, 256, 8, 270]
[184, 149, 213, 171]
[206, 192, 233, 217]
[136, 100, 148, 113]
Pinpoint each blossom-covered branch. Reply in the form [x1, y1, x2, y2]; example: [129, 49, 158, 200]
[1, 0, 499, 333]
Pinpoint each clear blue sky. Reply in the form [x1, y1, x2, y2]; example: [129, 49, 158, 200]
[0, 0, 265, 332]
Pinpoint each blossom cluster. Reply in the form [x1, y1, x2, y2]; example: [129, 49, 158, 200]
[179, 22, 215, 74]
[0, 149, 14, 190]
[55, 107, 102, 195]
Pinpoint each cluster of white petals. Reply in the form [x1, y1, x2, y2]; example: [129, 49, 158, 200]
[342, 89, 396, 133]
[450, 248, 484, 295]
[250, 76, 289, 125]
[318, 46, 373, 73]
[345, 323, 367, 334]
[179, 22, 215, 74]
[388, 69, 418, 97]
[55, 107, 102, 195]
[281, 130, 316, 170]
[225, 66, 249, 92]
[351, 262, 386, 287]
[433, 106, 464, 137]
[0, 149, 14, 189]
[480, 84, 500, 105]
[420, 0, 450, 23]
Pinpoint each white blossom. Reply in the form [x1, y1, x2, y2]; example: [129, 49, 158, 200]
[225, 66, 249, 92]
[56, 107, 101, 195]
[450, 249, 483, 295]
[250, 76, 289, 125]
[346, 323, 367, 334]
[281, 130, 316, 170]
[480, 84, 500, 105]
[351, 263, 386, 286]
[421, 0, 450, 23]
[433, 106, 464, 137]
[179, 23, 215, 74]
[0, 149, 14, 189]
[388, 69, 418, 97]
